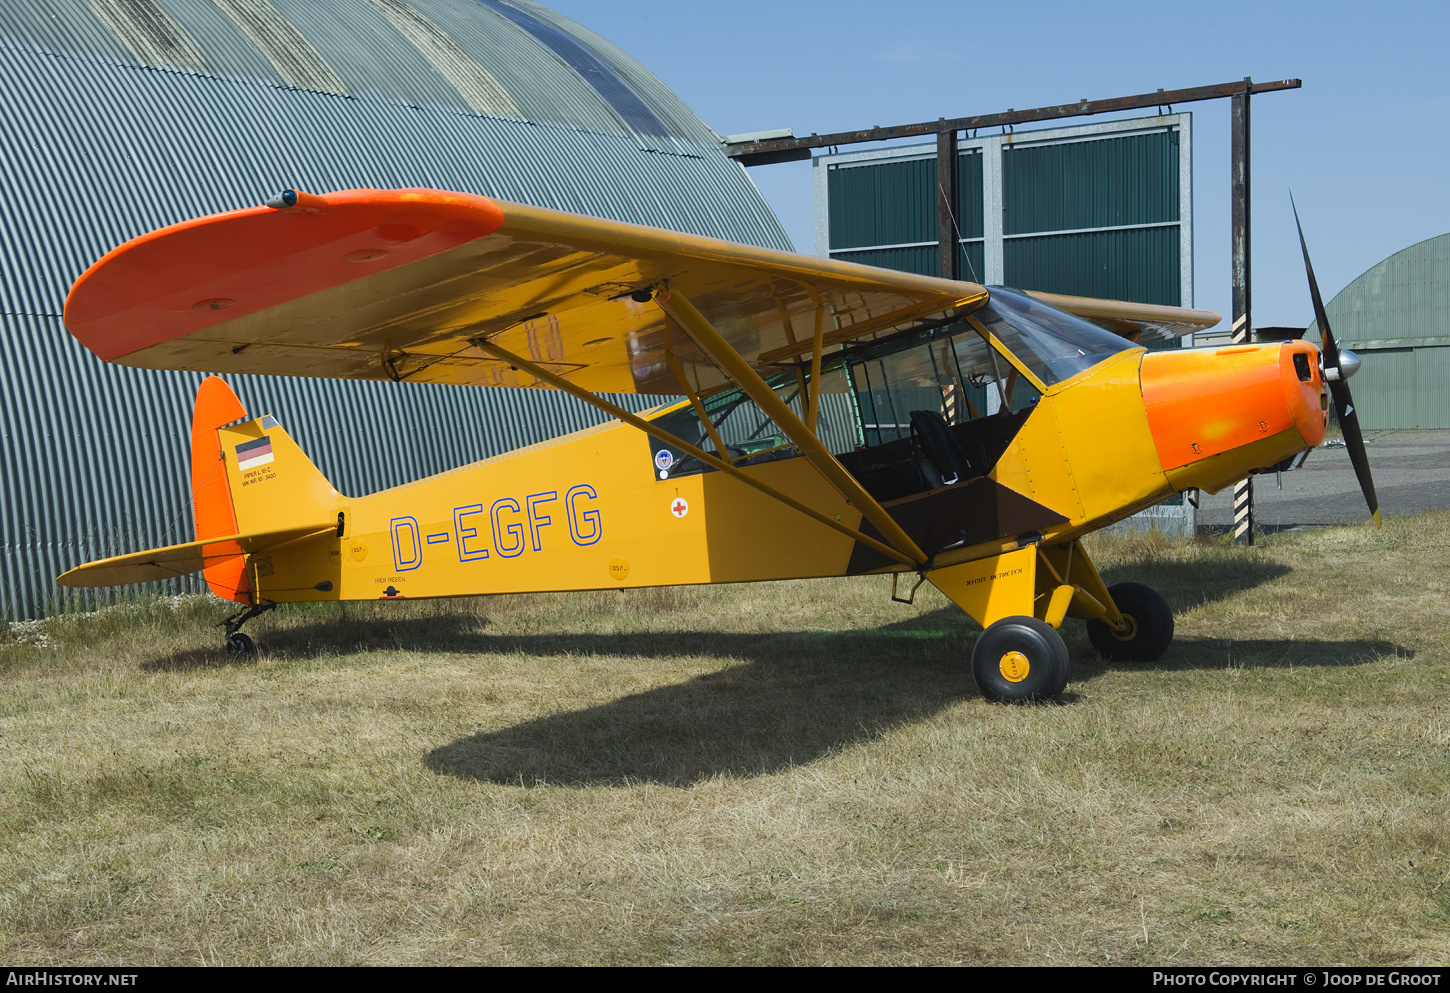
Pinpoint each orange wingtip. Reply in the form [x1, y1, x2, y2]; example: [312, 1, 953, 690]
[64, 188, 506, 362]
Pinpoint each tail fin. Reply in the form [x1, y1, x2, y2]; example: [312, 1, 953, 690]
[191, 376, 341, 602]
[192, 376, 248, 601]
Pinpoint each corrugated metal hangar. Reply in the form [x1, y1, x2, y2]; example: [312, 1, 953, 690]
[1308, 232, 1450, 429]
[0, 0, 790, 619]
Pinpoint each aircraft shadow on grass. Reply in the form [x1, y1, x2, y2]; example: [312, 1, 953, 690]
[415, 625, 1406, 788]
[1097, 555, 1292, 613]
[135, 556, 1409, 787]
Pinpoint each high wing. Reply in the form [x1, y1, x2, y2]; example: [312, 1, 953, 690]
[1026, 291, 1219, 343]
[64, 188, 985, 396]
[63, 188, 1217, 396]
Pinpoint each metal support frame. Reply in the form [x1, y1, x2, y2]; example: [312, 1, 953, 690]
[726, 78, 1300, 164]
[936, 129, 959, 281]
[469, 336, 918, 568]
[1231, 79, 1255, 545]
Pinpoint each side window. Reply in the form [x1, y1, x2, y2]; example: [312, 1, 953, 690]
[846, 323, 1024, 449]
[644, 373, 810, 479]
[810, 364, 863, 455]
[835, 321, 1040, 501]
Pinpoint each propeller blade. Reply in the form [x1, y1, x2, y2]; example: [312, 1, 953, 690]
[1292, 196, 1381, 526]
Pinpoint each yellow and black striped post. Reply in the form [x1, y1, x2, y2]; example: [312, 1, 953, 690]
[1233, 477, 1254, 544]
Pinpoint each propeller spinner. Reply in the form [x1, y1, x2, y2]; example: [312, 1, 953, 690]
[1291, 196, 1381, 527]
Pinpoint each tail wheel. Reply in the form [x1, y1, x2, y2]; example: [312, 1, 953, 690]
[226, 632, 255, 655]
[1086, 582, 1174, 661]
[971, 616, 1070, 703]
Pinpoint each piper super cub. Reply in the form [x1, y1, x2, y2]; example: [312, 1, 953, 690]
[57, 188, 1377, 701]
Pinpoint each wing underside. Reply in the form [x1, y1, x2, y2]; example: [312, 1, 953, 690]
[64, 188, 1219, 397]
[1029, 290, 1220, 342]
[65, 189, 986, 396]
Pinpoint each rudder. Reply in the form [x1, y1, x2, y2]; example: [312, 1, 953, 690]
[191, 376, 249, 601]
[190, 376, 341, 602]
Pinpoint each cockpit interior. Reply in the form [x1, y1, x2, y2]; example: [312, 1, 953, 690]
[648, 287, 1140, 504]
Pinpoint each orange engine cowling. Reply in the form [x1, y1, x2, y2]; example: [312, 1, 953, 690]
[1140, 341, 1327, 494]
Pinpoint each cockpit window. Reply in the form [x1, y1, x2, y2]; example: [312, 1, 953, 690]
[644, 369, 858, 479]
[972, 286, 1137, 386]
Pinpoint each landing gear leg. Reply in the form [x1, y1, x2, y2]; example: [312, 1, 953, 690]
[1039, 541, 1174, 660]
[221, 601, 276, 654]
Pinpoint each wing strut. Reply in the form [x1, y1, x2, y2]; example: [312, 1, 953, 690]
[468, 337, 918, 568]
[804, 296, 827, 433]
[655, 289, 929, 566]
[663, 349, 734, 460]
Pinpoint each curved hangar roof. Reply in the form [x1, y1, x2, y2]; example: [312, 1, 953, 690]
[6, 0, 717, 145]
[0, 0, 790, 315]
[1309, 232, 1450, 348]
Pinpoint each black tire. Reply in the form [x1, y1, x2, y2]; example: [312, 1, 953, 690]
[971, 615, 1070, 702]
[226, 632, 256, 655]
[1086, 582, 1174, 661]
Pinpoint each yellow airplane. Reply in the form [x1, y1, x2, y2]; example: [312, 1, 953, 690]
[56, 187, 1377, 702]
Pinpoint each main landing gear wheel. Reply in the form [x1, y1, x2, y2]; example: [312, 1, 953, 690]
[1086, 582, 1174, 661]
[971, 616, 1070, 703]
[226, 632, 255, 655]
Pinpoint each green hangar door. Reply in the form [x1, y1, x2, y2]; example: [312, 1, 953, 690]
[814, 114, 1191, 306]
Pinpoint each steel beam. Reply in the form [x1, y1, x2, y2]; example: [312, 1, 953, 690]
[726, 78, 1300, 163]
[936, 129, 959, 281]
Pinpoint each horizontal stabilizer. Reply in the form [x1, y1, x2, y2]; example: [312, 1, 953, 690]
[57, 524, 333, 588]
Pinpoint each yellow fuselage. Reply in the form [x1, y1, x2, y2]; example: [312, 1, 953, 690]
[238, 339, 1325, 604]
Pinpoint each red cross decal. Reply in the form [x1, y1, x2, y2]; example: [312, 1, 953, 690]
[671, 499, 688, 517]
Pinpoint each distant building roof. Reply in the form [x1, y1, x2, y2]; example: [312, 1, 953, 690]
[1308, 232, 1450, 348]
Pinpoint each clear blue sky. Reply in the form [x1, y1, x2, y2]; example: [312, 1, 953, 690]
[549, 0, 1450, 332]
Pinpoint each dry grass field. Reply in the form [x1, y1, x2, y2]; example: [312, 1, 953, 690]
[2, 515, 1448, 966]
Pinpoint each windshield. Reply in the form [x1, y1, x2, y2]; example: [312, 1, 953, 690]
[973, 286, 1137, 386]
